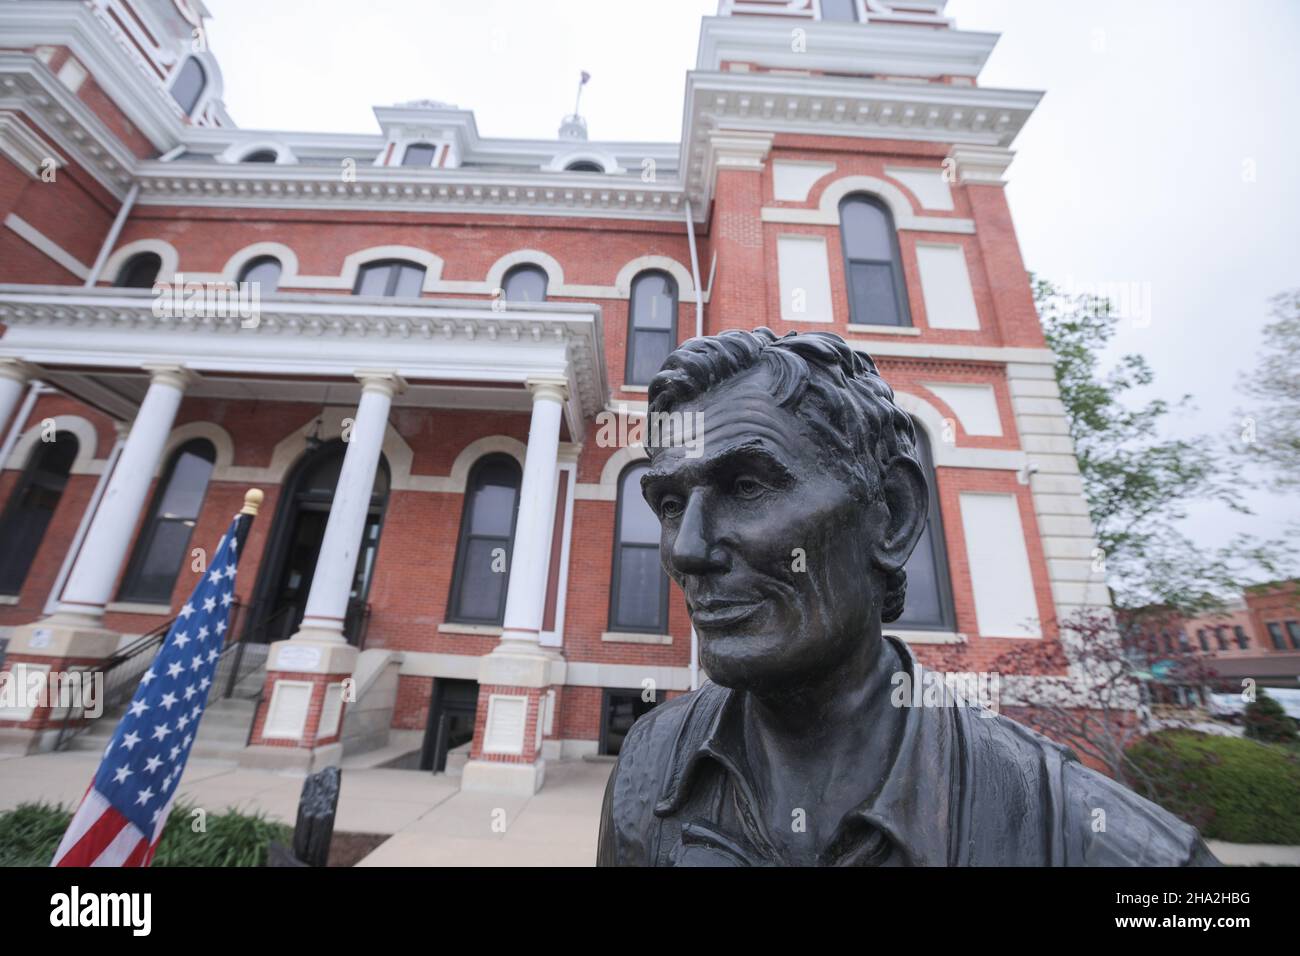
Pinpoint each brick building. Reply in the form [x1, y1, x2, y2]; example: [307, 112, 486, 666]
[0, 0, 1113, 792]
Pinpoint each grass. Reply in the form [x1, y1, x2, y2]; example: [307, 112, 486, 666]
[1127, 730, 1300, 844]
[0, 800, 292, 867]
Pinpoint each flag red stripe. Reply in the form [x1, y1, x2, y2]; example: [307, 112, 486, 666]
[54, 802, 131, 867]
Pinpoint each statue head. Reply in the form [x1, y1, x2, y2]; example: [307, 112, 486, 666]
[642, 328, 929, 695]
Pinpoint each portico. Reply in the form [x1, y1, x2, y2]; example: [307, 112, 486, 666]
[0, 285, 608, 767]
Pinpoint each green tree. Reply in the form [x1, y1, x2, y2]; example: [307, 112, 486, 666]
[1239, 289, 1300, 491]
[1242, 690, 1298, 745]
[1033, 277, 1283, 615]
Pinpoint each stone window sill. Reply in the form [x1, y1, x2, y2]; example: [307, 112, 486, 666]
[846, 324, 922, 336]
[602, 631, 672, 645]
[887, 629, 967, 645]
[106, 601, 173, 616]
[437, 622, 504, 637]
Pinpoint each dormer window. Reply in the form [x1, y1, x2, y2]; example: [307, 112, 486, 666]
[354, 260, 425, 298]
[170, 57, 206, 116]
[242, 149, 278, 163]
[565, 160, 604, 173]
[114, 253, 162, 289]
[401, 143, 438, 167]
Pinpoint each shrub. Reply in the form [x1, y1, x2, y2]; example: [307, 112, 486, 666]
[1127, 730, 1300, 844]
[1242, 691, 1298, 744]
[0, 800, 291, 867]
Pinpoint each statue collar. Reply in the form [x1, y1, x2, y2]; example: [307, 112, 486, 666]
[653, 635, 965, 866]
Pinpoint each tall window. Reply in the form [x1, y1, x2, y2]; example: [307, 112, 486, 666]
[820, 0, 860, 22]
[0, 434, 78, 596]
[840, 194, 910, 327]
[894, 424, 955, 631]
[170, 57, 206, 116]
[114, 253, 162, 289]
[1196, 629, 1209, 652]
[625, 271, 677, 386]
[1233, 625, 1249, 650]
[1287, 621, 1300, 650]
[353, 260, 425, 298]
[609, 463, 668, 633]
[238, 256, 282, 294]
[447, 455, 522, 624]
[401, 143, 438, 167]
[118, 439, 216, 604]
[1267, 622, 1286, 649]
[502, 264, 548, 303]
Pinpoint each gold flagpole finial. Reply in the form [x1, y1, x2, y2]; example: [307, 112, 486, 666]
[240, 488, 264, 516]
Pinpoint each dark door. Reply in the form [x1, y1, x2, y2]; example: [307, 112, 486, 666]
[420, 679, 480, 773]
[600, 688, 661, 756]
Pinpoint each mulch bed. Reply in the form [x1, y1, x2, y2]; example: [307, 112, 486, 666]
[326, 832, 391, 867]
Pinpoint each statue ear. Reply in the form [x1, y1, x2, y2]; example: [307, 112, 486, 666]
[872, 455, 929, 572]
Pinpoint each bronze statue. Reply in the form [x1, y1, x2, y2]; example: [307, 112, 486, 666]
[597, 328, 1216, 866]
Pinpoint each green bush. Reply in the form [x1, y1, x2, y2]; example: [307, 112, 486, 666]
[1127, 730, 1300, 844]
[1243, 691, 1298, 744]
[0, 800, 291, 867]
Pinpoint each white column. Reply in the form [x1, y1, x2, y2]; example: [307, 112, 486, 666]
[0, 360, 37, 439]
[55, 365, 194, 622]
[498, 376, 567, 649]
[294, 371, 405, 643]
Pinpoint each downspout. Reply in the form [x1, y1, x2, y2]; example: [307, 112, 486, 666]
[84, 183, 139, 288]
[684, 200, 705, 691]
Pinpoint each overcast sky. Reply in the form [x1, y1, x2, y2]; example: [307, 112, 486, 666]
[204, 0, 1299, 578]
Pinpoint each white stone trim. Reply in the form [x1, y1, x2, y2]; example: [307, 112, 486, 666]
[0, 110, 66, 178]
[3, 214, 88, 280]
[4, 414, 100, 474]
[437, 622, 504, 637]
[892, 391, 1025, 472]
[613, 255, 697, 298]
[218, 242, 301, 284]
[564, 661, 694, 692]
[922, 381, 1003, 437]
[436, 435, 528, 494]
[543, 148, 623, 174]
[883, 165, 954, 211]
[158, 421, 235, 478]
[100, 239, 180, 286]
[760, 174, 975, 233]
[105, 601, 171, 615]
[771, 159, 836, 202]
[575, 444, 648, 501]
[217, 141, 298, 165]
[888, 629, 967, 645]
[846, 323, 921, 336]
[602, 631, 673, 645]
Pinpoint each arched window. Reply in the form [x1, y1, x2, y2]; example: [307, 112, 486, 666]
[118, 439, 216, 604]
[625, 271, 678, 386]
[840, 194, 910, 327]
[241, 149, 278, 163]
[170, 57, 206, 116]
[609, 463, 668, 633]
[447, 455, 522, 624]
[895, 424, 955, 631]
[0, 433, 78, 596]
[565, 160, 603, 173]
[502, 264, 548, 303]
[401, 143, 438, 167]
[238, 256, 282, 293]
[114, 253, 162, 289]
[353, 259, 426, 298]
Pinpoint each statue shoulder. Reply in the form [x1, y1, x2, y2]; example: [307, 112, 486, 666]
[1058, 758, 1220, 866]
[596, 683, 725, 866]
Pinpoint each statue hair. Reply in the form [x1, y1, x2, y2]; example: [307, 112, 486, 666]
[645, 327, 925, 624]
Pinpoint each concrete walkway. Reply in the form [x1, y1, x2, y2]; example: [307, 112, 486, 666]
[0, 749, 613, 866]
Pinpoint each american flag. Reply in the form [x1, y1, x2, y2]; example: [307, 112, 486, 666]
[51, 508, 252, 867]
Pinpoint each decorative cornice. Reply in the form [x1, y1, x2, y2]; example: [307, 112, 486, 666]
[946, 144, 1016, 185]
[0, 287, 610, 420]
[698, 14, 994, 76]
[0, 109, 64, 177]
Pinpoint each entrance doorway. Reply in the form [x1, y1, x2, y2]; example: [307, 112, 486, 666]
[420, 678, 480, 773]
[246, 439, 390, 645]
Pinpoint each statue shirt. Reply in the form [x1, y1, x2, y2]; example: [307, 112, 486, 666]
[596, 636, 1219, 867]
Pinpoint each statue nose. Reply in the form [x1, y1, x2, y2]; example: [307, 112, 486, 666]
[670, 491, 728, 576]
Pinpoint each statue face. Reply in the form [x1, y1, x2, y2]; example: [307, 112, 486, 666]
[642, 370, 891, 694]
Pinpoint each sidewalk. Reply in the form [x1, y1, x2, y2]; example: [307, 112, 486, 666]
[0, 750, 613, 866]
